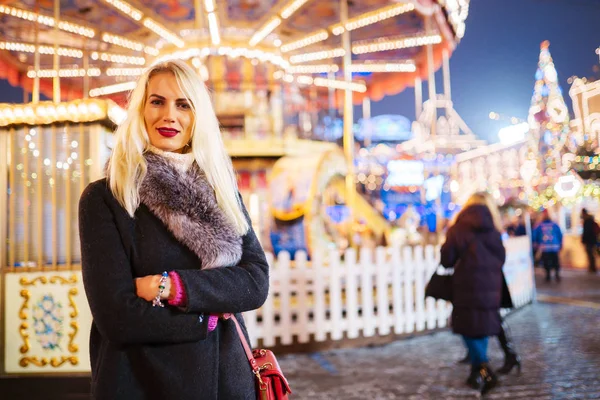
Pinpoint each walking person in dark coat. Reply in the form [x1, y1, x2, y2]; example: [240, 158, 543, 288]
[457, 276, 521, 376]
[441, 192, 506, 395]
[533, 210, 563, 282]
[79, 60, 269, 399]
[581, 208, 599, 273]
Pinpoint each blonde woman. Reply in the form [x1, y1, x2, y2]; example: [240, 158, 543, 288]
[79, 60, 269, 399]
[440, 192, 506, 395]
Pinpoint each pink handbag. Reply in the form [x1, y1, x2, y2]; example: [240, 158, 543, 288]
[224, 314, 292, 399]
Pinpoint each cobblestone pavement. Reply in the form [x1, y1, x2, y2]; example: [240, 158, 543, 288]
[278, 269, 600, 399]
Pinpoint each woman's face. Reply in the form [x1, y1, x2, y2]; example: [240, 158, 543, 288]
[143, 72, 194, 153]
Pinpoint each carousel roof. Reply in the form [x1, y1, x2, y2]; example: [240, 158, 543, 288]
[0, 0, 469, 104]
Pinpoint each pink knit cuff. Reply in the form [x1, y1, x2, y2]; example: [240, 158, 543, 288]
[167, 271, 187, 307]
[208, 315, 219, 332]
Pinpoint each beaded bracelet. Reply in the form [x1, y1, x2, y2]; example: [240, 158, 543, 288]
[152, 271, 169, 307]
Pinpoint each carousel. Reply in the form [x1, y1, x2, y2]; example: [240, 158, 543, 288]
[0, 0, 471, 377]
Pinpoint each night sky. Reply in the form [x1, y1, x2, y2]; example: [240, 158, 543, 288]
[364, 0, 600, 143]
[1, 0, 599, 144]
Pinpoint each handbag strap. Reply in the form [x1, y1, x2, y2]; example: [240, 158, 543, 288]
[221, 313, 260, 375]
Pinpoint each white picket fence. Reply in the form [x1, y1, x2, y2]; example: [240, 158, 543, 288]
[244, 237, 535, 348]
[244, 245, 449, 347]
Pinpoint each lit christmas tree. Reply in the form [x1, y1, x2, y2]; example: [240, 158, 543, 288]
[527, 40, 571, 174]
[524, 41, 572, 209]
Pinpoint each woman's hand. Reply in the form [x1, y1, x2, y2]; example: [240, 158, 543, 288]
[135, 275, 171, 302]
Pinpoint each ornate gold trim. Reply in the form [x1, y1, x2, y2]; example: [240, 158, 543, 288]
[50, 356, 79, 367]
[19, 356, 78, 368]
[19, 357, 47, 367]
[18, 289, 30, 319]
[68, 287, 79, 318]
[19, 276, 48, 286]
[20, 274, 78, 286]
[67, 321, 79, 353]
[19, 322, 30, 354]
[50, 274, 78, 285]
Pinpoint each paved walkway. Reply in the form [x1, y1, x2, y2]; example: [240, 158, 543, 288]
[278, 268, 600, 399]
[2, 269, 598, 399]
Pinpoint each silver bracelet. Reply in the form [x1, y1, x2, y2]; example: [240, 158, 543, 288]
[152, 271, 169, 307]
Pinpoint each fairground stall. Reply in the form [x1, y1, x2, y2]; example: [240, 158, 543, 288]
[450, 42, 600, 270]
[0, 0, 535, 382]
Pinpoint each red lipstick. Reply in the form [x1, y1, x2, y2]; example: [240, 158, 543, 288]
[157, 128, 179, 138]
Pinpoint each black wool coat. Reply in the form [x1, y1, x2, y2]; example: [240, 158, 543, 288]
[441, 205, 506, 337]
[79, 160, 269, 400]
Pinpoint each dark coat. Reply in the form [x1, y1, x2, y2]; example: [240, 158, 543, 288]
[582, 215, 599, 245]
[79, 169, 269, 399]
[441, 205, 506, 337]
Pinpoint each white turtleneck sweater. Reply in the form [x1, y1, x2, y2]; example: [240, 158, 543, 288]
[146, 144, 195, 173]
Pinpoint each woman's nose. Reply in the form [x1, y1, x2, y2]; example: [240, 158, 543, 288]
[163, 106, 176, 122]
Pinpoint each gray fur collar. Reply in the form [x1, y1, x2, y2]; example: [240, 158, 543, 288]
[139, 152, 242, 269]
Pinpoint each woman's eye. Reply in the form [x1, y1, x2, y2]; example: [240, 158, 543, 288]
[150, 99, 163, 105]
[178, 103, 191, 109]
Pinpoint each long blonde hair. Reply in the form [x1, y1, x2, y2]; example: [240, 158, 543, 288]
[107, 59, 249, 235]
[456, 192, 503, 232]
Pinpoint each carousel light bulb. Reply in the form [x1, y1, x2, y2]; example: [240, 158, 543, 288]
[352, 34, 442, 55]
[349, 62, 416, 73]
[249, 17, 282, 46]
[2, 108, 12, 120]
[0, 5, 54, 27]
[44, 159, 50, 166]
[281, 0, 309, 19]
[102, 33, 143, 52]
[143, 18, 185, 48]
[88, 103, 102, 117]
[78, 104, 89, 116]
[57, 21, 95, 38]
[102, 0, 143, 21]
[289, 48, 345, 64]
[47, 105, 57, 118]
[106, 67, 143, 77]
[96, 52, 145, 65]
[204, 0, 215, 12]
[296, 75, 313, 85]
[67, 104, 78, 117]
[281, 30, 328, 53]
[313, 77, 366, 92]
[331, 3, 415, 35]
[90, 81, 137, 97]
[286, 64, 339, 74]
[207, 12, 221, 45]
